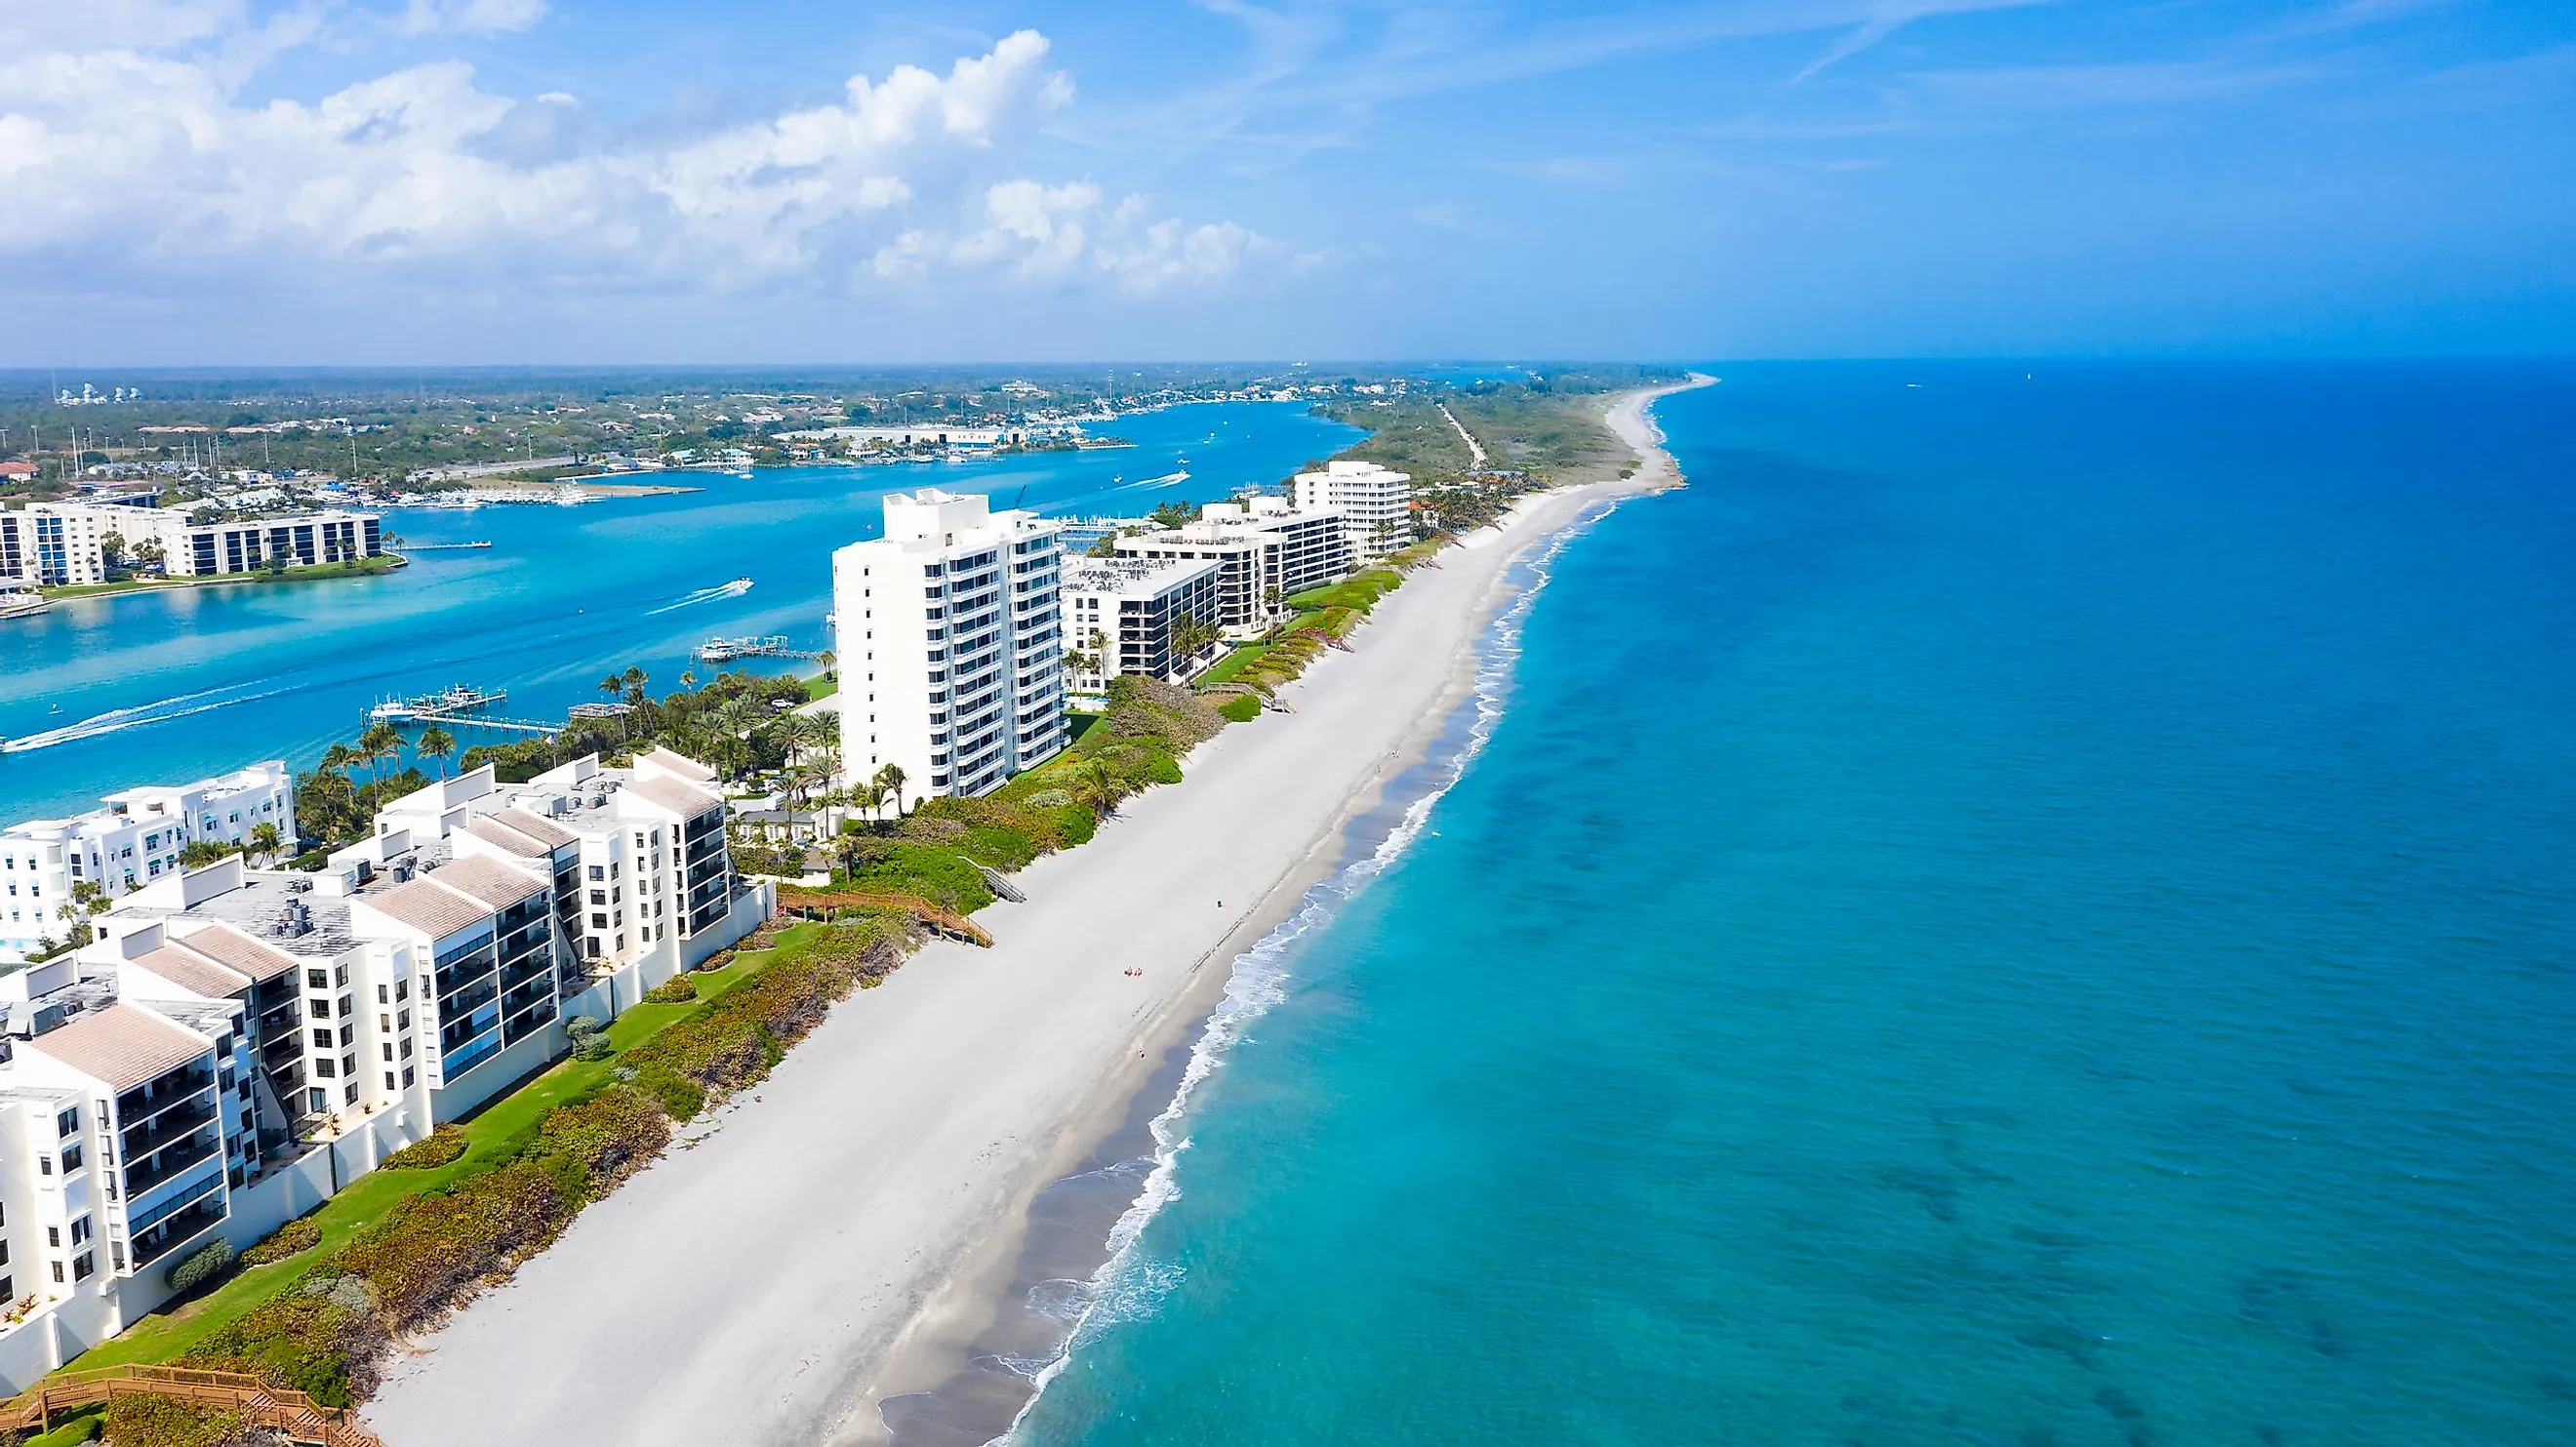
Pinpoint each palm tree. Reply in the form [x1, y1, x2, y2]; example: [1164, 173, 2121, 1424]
[1067, 758, 1124, 820]
[246, 823, 284, 867]
[599, 673, 624, 704]
[709, 697, 762, 782]
[319, 741, 359, 781]
[418, 724, 457, 779]
[874, 763, 907, 819]
[679, 669, 698, 692]
[855, 780, 888, 824]
[357, 722, 402, 791]
[621, 664, 647, 704]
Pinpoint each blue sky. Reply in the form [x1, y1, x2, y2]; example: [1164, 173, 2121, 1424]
[3, 0, 2569, 362]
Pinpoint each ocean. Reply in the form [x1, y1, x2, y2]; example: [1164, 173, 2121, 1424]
[0, 401, 1357, 822]
[1005, 363, 2576, 1447]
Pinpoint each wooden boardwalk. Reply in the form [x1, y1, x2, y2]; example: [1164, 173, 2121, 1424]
[0, 1364, 382, 1446]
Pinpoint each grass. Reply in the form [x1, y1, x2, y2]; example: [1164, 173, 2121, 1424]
[1195, 643, 1271, 688]
[802, 672, 839, 703]
[40, 554, 406, 599]
[60, 941, 780, 1374]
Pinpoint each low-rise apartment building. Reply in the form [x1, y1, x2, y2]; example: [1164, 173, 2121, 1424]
[1293, 460, 1416, 558]
[832, 490, 1069, 801]
[2, 763, 296, 962]
[0, 502, 382, 587]
[1112, 496, 1352, 634]
[1061, 555, 1226, 698]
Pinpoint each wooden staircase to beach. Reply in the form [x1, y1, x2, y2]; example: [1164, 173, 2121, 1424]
[0, 1364, 382, 1446]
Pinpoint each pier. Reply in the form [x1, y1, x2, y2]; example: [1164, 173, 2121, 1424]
[695, 635, 825, 663]
[400, 541, 493, 551]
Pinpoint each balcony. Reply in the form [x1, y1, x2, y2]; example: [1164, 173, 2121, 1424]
[443, 1027, 503, 1078]
[120, 1089, 220, 1158]
[131, 1178, 228, 1266]
[124, 1128, 221, 1195]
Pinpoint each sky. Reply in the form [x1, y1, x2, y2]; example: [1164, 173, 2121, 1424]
[2, 0, 2570, 363]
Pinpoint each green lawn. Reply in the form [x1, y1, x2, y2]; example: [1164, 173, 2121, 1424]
[803, 672, 840, 703]
[1195, 643, 1271, 688]
[62, 936, 787, 1372]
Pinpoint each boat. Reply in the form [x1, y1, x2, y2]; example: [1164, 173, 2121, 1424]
[369, 684, 508, 724]
[0, 584, 48, 622]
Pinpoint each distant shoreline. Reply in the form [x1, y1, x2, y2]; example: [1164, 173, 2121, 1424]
[38, 552, 408, 600]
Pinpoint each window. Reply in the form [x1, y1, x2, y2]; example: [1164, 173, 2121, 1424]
[46, 1227, 59, 1248]
[377, 985, 389, 1004]
[335, 964, 348, 987]
[60, 1145, 81, 1174]
[72, 1253, 93, 1282]
[50, 1264, 61, 1284]
[339, 1024, 355, 1046]
[381, 1043, 392, 1062]
[307, 1088, 329, 1113]
[401, 1066, 415, 1088]
[310, 996, 332, 1018]
[399, 1037, 413, 1059]
[384, 1071, 396, 1091]
[54, 1107, 77, 1138]
[68, 1217, 89, 1245]
[311, 1029, 333, 1049]
[38, 1155, 50, 1178]
[590, 912, 608, 930]
[380, 1013, 391, 1031]
[587, 864, 605, 881]
[343, 1082, 359, 1105]
[313, 1058, 336, 1078]
[588, 889, 606, 905]
[306, 968, 329, 989]
[395, 977, 409, 1001]
[397, 1009, 410, 1029]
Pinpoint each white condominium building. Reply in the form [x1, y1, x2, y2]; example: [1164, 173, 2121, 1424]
[374, 747, 750, 975]
[832, 490, 1068, 800]
[2, 764, 297, 962]
[1061, 555, 1226, 698]
[1293, 460, 1416, 558]
[0, 502, 382, 587]
[1112, 497, 1353, 634]
[0, 748, 770, 1392]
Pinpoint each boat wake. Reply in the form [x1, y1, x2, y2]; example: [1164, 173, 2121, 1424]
[1111, 469, 1190, 493]
[987, 496, 1626, 1445]
[645, 577, 753, 615]
[3, 682, 297, 754]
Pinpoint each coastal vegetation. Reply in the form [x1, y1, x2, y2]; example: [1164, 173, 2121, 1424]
[48, 922, 902, 1424]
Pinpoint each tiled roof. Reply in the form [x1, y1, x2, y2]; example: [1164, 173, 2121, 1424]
[365, 877, 494, 940]
[640, 747, 716, 784]
[171, 924, 303, 984]
[425, 854, 548, 910]
[628, 775, 722, 820]
[466, 817, 549, 858]
[494, 807, 576, 848]
[129, 944, 251, 1000]
[25, 1003, 213, 1093]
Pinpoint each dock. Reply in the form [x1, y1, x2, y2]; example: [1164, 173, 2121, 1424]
[696, 635, 824, 663]
[401, 541, 493, 551]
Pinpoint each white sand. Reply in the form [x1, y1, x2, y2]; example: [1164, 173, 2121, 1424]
[362, 382, 1705, 1447]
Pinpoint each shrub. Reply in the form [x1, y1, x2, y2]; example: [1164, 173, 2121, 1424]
[1054, 803, 1096, 848]
[1026, 788, 1071, 810]
[642, 974, 699, 1005]
[241, 1217, 323, 1266]
[163, 1237, 235, 1294]
[101, 1396, 241, 1447]
[566, 1015, 613, 1062]
[380, 1126, 468, 1171]
[1218, 694, 1263, 723]
[624, 1062, 706, 1121]
[337, 1162, 569, 1328]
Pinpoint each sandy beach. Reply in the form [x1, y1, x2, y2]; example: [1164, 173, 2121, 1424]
[362, 381, 1705, 1447]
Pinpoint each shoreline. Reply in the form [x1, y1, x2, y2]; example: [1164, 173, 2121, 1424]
[854, 374, 1716, 1445]
[358, 379, 1707, 1447]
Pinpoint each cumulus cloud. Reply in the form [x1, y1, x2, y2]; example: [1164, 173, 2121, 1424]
[0, 16, 1260, 301]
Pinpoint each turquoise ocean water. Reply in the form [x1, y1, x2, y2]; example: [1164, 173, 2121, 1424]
[0, 402, 1355, 822]
[1009, 364, 2576, 1447]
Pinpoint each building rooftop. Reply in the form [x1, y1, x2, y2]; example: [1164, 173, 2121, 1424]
[422, 855, 548, 911]
[25, 1002, 211, 1092]
[1064, 554, 1222, 595]
[129, 944, 250, 1000]
[635, 748, 714, 785]
[494, 806, 577, 848]
[467, 816, 551, 858]
[627, 776, 722, 820]
[172, 924, 302, 985]
[124, 871, 358, 957]
[365, 875, 499, 940]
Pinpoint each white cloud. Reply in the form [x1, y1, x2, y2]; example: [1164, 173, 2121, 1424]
[0, 20, 1255, 301]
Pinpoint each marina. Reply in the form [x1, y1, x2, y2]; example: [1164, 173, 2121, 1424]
[694, 635, 823, 663]
[367, 684, 507, 724]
